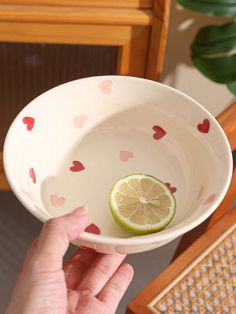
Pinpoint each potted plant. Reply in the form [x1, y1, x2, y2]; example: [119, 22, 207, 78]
[177, 0, 236, 95]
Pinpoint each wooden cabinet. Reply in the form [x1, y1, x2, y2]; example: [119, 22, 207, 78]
[0, 0, 170, 190]
[0, 1, 170, 80]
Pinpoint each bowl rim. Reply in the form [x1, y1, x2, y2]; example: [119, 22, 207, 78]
[3, 75, 233, 246]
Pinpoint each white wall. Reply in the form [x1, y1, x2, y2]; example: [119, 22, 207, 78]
[162, 1, 235, 117]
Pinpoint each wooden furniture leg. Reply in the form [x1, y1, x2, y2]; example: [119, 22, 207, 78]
[117, 0, 171, 80]
[217, 101, 236, 151]
[117, 0, 170, 80]
[0, 152, 10, 191]
[146, 0, 170, 81]
[117, 26, 150, 77]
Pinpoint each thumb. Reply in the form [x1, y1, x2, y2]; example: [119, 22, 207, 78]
[30, 207, 88, 272]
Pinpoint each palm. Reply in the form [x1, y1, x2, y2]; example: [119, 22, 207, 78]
[24, 250, 130, 314]
[63, 250, 130, 314]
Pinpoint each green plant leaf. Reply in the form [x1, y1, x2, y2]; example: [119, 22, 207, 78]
[178, 0, 236, 16]
[178, 1, 236, 95]
[191, 22, 236, 55]
[227, 81, 236, 94]
[192, 54, 236, 83]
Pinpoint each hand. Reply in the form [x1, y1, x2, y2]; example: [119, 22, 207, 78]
[6, 207, 134, 314]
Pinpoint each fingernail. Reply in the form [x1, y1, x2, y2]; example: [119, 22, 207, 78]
[74, 206, 88, 216]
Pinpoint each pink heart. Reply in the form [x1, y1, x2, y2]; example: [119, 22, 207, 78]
[197, 119, 210, 133]
[120, 150, 134, 162]
[73, 115, 87, 129]
[70, 161, 85, 172]
[98, 80, 112, 94]
[50, 194, 66, 207]
[85, 223, 101, 235]
[153, 125, 166, 140]
[165, 182, 177, 194]
[203, 193, 216, 205]
[29, 168, 36, 184]
[23, 116, 34, 131]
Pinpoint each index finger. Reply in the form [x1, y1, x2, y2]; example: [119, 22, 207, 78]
[30, 207, 88, 272]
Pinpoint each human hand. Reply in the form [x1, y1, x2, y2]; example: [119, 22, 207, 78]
[6, 207, 134, 314]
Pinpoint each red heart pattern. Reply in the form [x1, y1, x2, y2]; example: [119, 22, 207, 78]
[23, 117, 35, 131]
[165, 182, 177, 194]
[29, 168, 36, 184]
[197, 119, 210, 133]
[153, 125, 166, 140]
[85, 223, 101, 235]
[22, 104, 214, 228]
[70, 161, 85, 172]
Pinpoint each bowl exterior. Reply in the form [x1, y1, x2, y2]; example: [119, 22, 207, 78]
[72, 237, 176, 254]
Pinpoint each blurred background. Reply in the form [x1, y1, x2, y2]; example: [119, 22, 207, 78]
[0, 1, 234, 313]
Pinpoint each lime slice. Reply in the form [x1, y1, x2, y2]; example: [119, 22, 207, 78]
[109, 174, 176, 234]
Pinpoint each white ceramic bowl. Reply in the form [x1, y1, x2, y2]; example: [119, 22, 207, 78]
[4, 76, 232, 254]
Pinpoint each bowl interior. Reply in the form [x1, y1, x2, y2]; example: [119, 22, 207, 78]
[4, 76, 232, 241]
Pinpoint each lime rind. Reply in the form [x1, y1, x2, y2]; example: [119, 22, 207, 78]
[109, 174, 176, 235]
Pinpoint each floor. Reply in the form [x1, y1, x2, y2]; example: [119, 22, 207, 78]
[0, 190, 181, 313]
